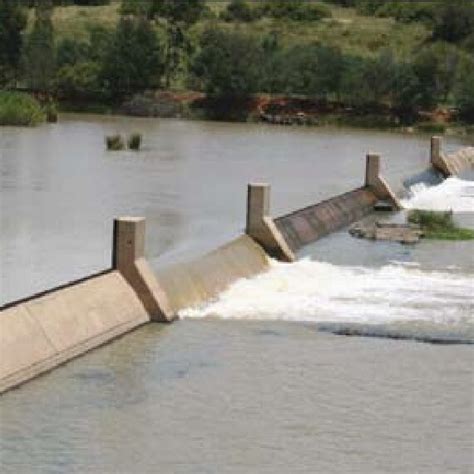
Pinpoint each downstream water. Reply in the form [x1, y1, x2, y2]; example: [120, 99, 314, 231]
[0, 116, 473, 473]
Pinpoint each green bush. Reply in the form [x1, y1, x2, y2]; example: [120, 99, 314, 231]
[105, 134, 125, 150]
[0, 91, 46, 126]
[259, 0, 332, 21]
[408, 209, 474, 240]
[409, 209, 454, 230]
[220, 0, 260, 22]
[127, 133, 142, 150]
[416, 122, 446, 134]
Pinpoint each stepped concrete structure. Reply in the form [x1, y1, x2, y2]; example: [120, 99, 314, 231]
[156, 236, 269, 314]
[246, 184, 295, 262]
[1, 141, 472, 393]
[431, 136, 474, 177]
[274, 153, 400, 252]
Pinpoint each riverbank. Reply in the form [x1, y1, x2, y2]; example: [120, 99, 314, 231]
[2, 88, 472, 138]
[58, 91, 474, 139]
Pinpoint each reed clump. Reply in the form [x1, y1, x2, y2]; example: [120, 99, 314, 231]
[408, 210, 474, 240]
[0, 92, 46, 126]
[106, 134, 125, 151]
[128, 133, 142, 150]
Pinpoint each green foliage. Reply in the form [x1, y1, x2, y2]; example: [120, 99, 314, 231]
[0, 91, 46, 126]
[127, 132, 142, 150]
[409, 209, 454, 229]
[412, 42, 460, 104]
[57, 61, 102, 98]
[220, 0, 259, 23]
[121, 0, 205, 87]
[105, 134, 125, 150]
[454, 55, 474, 123]
[432, 1, 474, 43]
[408, 209, 474, 240]
[416, 122, 446, 134]
[43, 98, 58, 122]
[55, 26, 110, 100]
[191, 28, 263, 98]
[374, 1, 436, 24]
[100, 16, 163, 98]
[0, 0, 27, 86]
[23, 0, 56, 92]
[121, 0, 205, 24]
[266, 43, 344, 99]
[149, 0, 205, 24]
[259, 0, 332, 21]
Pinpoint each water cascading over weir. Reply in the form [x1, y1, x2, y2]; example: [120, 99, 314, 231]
[0, 138, 471, 393]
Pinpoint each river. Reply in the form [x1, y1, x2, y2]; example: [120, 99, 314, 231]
[0, 115, 472, 473]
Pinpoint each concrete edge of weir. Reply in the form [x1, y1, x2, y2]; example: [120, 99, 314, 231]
[1, 137, 472, 394]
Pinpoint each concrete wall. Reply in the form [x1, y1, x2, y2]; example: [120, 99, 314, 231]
[275, 187, 378, 251]
[431, 136, 474, 177]
[267, 154, 399, 252]
[0, 147, 419, 392]
[156, 235, 269, 314]
[0, 271, 149, 393]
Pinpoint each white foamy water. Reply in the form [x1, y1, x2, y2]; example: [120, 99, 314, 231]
[181, 259, 472, 330]
[401, 177, 474, 212]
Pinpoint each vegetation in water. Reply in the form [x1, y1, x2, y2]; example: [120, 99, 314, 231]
[0, 91, 46, 126]
[105, 134, 125, 151]
[127, 133, 142, 151]
[408, 210, 474, 241]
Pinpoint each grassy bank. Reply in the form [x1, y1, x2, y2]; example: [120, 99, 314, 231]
[32, 1, 430, 59]
[0, 92, 46, 126]
[408, 210, 474, 241]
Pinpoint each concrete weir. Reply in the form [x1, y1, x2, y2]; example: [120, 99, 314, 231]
[431, 136, 474, 177]
[1, 140, 471, 393]
[274, 153, 401, 252]
[0, 218, 173, 393]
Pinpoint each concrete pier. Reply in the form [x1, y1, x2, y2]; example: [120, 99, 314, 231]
[430, 136, 474, 176]
[246, 183, 295, 262]
[0, 217, 173, 393]
[365, 153, 402, 209]
[113, 217, 173, 323]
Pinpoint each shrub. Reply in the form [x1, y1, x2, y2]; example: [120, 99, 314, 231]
[44, 100, 58, 123]
[408, 209, 474, 240]
[220, 0, 259, 22]
[259, 1, 332, 21]
[128, 133, 142, 150]
[0, 91, 45, 126]
[416, 122, 446, 134]
[454, 56, 474, 123]
[105, 134, 125, 150]
[409, 210, 454, 230]
[191, 28, 264, 98]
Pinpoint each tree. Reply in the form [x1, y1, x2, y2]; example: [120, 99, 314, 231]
[454, 56, 474, 122]
[432, 1, 474, 43]
[121, 0, 205, 87]
[23, 0, 56, 92]
[100, 15, 163, 98]
[0, 0, 27, 86]
[191, 28, 263, 98]
[266, 43, 344, 99]
[220, 0, 257, 23]
[412, 44, 459, 108]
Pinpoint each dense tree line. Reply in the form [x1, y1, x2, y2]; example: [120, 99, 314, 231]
[0, 0, 473, 122]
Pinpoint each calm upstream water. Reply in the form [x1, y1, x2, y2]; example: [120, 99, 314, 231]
[0, 115, 473, 473]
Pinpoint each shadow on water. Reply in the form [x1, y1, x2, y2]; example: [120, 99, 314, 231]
[317, 322, 474, 345]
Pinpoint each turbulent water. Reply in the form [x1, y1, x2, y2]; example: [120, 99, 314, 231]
[401, 176, 474, 212]
[182, 177, 474, 345]
[180, 259, 473, 344]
